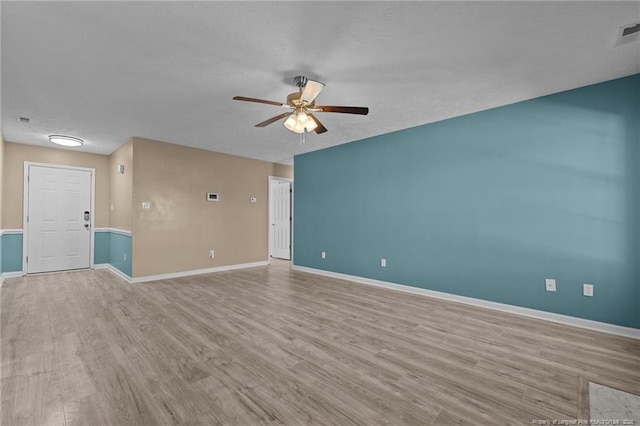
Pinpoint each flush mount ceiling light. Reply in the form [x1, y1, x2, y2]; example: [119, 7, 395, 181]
[49, 135, 84, 147]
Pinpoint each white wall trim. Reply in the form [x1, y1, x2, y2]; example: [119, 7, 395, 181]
[0, 229, 23, 236]
[131, 261, 269, 284]
[94, 228, 132, 236]
[0, 271, 24, 287]
[96, 261, 268, 284]
[94, 264, 132, 283]
[292, 265, 640, 340]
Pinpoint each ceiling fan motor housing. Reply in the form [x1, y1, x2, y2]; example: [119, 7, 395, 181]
[287, 92, 314, 108]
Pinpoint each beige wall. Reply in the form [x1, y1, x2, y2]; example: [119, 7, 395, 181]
[0, 133, 4, 228]
[0, 135, 293, 277]
[131, 137, 291, 277]
[2, 142, 111, 229]
[109, 139, 133, 231]
[273, 163, 293, 179]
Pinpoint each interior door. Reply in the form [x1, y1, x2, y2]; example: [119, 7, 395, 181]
[27, 165, 92, 273]
[270, 180, 291, 260]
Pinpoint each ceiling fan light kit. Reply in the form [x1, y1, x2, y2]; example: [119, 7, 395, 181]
[284, 110, 318, 134]
[233, 75, 369, 138]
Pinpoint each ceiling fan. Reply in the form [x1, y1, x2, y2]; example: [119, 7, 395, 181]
[233, 76, 369, 135]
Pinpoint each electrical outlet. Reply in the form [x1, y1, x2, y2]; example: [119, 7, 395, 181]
[381, 258, 387, 267]
[321, 251, 326, 259]
[142, 202, 151, 209]
[209, 250, 215, 259]
[583, 283, 594, 297]
[545, 278, 556, 292]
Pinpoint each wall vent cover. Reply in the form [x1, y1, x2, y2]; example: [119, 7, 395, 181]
[615, 21, 640, 46]
[18, 116, 30, 124]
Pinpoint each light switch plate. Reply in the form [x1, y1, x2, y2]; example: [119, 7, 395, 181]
[583, 283, 594, 297]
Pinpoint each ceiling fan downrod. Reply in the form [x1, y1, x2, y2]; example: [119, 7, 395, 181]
[294, 75, 308, 89]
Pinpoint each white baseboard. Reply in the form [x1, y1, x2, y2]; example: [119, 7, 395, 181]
[94, 264, 132, 283]
[131, 260, 270, 284]
[292, 265, 640, 340]
[0, 271, 25, 286]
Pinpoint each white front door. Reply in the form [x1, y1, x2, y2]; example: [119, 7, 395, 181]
[27, 165, 92, 274]
[270, 180, 291, 260]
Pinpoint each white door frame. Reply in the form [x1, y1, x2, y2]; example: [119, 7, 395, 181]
[22, 162, 96, 275]
[268, 176, 293, 262]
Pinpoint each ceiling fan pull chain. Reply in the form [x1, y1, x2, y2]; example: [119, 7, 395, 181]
[300, 131, 306, 145]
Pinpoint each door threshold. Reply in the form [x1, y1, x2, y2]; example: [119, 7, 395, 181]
[25, 267, 92, 277]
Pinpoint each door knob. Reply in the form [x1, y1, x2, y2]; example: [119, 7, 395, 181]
[84, 224, 90, 228]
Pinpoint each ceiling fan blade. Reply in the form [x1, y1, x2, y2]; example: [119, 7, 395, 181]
[255, 112, 292, 127]
[255, 113, 291, 127]
[233, 96, 286, 107]
[316, 105, 369, 115]
[308, 114, 328, 134]
[300, 80, 325, 104]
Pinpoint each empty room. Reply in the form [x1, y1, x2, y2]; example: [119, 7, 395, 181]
[1, 1, 639, 425]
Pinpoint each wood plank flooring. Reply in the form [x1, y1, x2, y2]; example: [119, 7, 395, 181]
[1, 261, 639, 425]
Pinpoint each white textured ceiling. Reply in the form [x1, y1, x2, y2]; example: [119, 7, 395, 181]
[2, 1, 639, 165]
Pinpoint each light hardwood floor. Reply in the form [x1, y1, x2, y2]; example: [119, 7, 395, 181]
[1, 261, 639, 425]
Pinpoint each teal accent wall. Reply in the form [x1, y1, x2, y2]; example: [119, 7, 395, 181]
[294, 74, 640, 329]
[94, 231, 110, 265]
[1, 233, 23, 273]
[94, 230, 132, 277]
[0, 230, 131, 278]
[109, 232, 132, 277]
[94, 231, 132, 277]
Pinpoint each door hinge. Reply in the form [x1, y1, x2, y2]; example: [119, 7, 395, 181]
[26, 256, 28, 263]
[27, 215, 29, 223]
